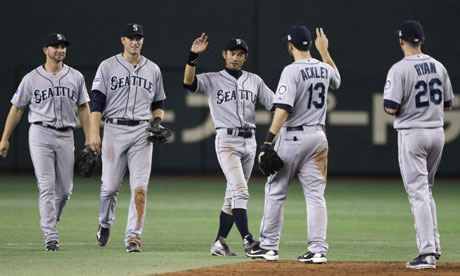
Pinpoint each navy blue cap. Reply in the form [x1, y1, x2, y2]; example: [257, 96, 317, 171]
[396, 20, 424, 43]
[225, 38, 248, 52]
[121, 23, 144, 37]
[282, 26, 312, 48]
[44, 33, 70, 47]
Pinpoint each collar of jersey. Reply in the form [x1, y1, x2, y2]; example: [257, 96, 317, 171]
[38, 64, 68, 77]
[293, 58, 320, 64]
[404, 53, 430, 60]
[220, 69, 247, 82]
[116, 53, 146, 71]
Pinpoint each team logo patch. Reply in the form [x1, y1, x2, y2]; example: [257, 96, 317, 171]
[287, 35, 292, 41]
[236, 39, 241, 45]
[93, 77, 100, 83]
[57, 34, 63, 40]
[384, 80, 391, 90]
[277, 84, 288, 95]
[133, 24, 138, 31]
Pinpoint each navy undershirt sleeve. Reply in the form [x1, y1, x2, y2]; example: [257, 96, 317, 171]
[183, 79, 198, 92]
[91, 90, 106, 113]
[383, 99, 400, 110]
[274, 103, 293, 113]
[151, 100, 166, 111]
[444, 100, 452, 108]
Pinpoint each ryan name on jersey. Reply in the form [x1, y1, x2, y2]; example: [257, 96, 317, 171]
[414, 62, 437, 76]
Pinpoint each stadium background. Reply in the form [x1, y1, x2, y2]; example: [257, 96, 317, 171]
[0, 0, 459, 176]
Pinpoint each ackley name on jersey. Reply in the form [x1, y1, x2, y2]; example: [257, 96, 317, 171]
[34, 86, 76, 103]
[109, 75, 154, 93]
[216, 89, 257, 105]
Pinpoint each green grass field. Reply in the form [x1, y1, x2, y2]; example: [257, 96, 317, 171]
[0, 175, 459, 275]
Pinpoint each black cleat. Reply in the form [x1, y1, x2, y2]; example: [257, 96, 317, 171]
[45, 240, 59, 251]
[243, 233, 260, 253]
[97, 225, 110, 246]
[406, 254, 436, 269]
[245, 244, 279, 261]
[298, 251, 327, 264]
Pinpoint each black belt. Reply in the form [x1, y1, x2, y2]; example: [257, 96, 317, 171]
[33, 122, 73, 132]
[227, 128, 252, 138]
[286, 126, 304, 131]
[105, 118, 148, 126]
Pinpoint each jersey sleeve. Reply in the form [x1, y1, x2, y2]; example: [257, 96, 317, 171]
[443, 68, 454, 102]
[257, 77, 274, 111]
[91, 62, 107, 95]
[152, 67, 166, 102]
[383, 65, 404, 104]
[77, 72, 90, 106]
[189, 73, 210, 95]
[11, 74, 32, 109]
[273, 66, 296, 108]
[327, 64, 341, 90]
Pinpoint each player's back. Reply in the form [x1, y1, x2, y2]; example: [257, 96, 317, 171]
[386, 54, 452, 129]
[275, 58, 340, 127]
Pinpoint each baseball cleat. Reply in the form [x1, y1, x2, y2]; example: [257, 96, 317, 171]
[406, 254, 436, 269]
[126, 236, 141, 253]
[96, 225, 110, 247]
[245, 245, 279, 261]
[45, 240, 59, 251]
[298, 251, 327, 264]
[243, 233, 260, 253]
[435, 250, 442, 260]
[210, 237, 236, 256]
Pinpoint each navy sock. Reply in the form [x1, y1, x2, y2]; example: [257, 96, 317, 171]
[232, 208, 249, 239]
[215, 211, 234, 241]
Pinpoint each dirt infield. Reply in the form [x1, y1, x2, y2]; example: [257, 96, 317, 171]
[159, 261, 460, 276]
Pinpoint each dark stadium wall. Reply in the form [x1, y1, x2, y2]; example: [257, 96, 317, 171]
[0, 0, 459, 175]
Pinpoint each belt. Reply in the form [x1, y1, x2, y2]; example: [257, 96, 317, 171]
[227, 128, 252, 138]
[105, 118, 149, 126]
[33, 122, 73, 132]
[286, 125, 324, 132]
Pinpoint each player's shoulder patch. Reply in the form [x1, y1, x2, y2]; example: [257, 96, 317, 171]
[277, 84, 288, 95]
[384, 80, 391, 91]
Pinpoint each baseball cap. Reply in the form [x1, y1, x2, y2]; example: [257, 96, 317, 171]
[225, 38, 248, 52]
[282, 26, 312, 48]
[43, 33, 70, 47]
[121, 23, 144, 37]
[396, 20, 424, 43]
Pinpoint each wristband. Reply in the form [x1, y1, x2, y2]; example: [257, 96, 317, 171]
[187, 51, 199, 66]
[264, 131, 276, 143]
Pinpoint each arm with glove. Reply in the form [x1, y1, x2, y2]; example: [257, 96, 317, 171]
[258, 107, 289, 176]
[147, 106, 171, 144]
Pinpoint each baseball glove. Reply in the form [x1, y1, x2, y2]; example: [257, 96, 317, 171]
[259, 143, 284, 176]
[75, 145, 98, 177]
[147, 124, 172, 144]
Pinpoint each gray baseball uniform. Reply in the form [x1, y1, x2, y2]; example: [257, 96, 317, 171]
[92, 53, 166, 244]
[11, 64, 89, 243]
[384, 54, 454, 255]
[189, 70, 274, 213]
[259, 58, 340, 253]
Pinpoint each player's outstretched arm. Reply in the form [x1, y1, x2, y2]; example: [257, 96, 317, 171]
[0, 105, 24, 157]
[78, 103, 91, 145]
[258, 108, 289, 162]
[89, 112, 102, 154]
[315, 28, 338, 72]
[184, 33, 208, 86]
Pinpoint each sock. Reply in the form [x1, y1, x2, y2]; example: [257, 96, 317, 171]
[215, 211, 234, 241]
[232, 208, 249, 239]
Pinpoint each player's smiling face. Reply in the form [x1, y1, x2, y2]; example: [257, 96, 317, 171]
[222, 49, 248, 71]
[122, 35, 144, 56]
[44, 43, 67, 62]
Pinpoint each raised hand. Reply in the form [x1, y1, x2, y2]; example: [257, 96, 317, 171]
[315, 28, 329, 53]
[191, 33, 209, 54]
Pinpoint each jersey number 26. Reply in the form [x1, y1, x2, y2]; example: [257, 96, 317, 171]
[415, 78, 442, 108]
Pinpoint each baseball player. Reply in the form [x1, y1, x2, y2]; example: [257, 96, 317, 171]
[89, 23, 167, 252]
[383, 20, 454, 269]
[246, 26, 340, 262]
[0, 33, 91, 251]
[183, 33, 274, 256]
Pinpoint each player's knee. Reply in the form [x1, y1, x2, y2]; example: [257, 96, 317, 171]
[101, 185, 120, 196]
